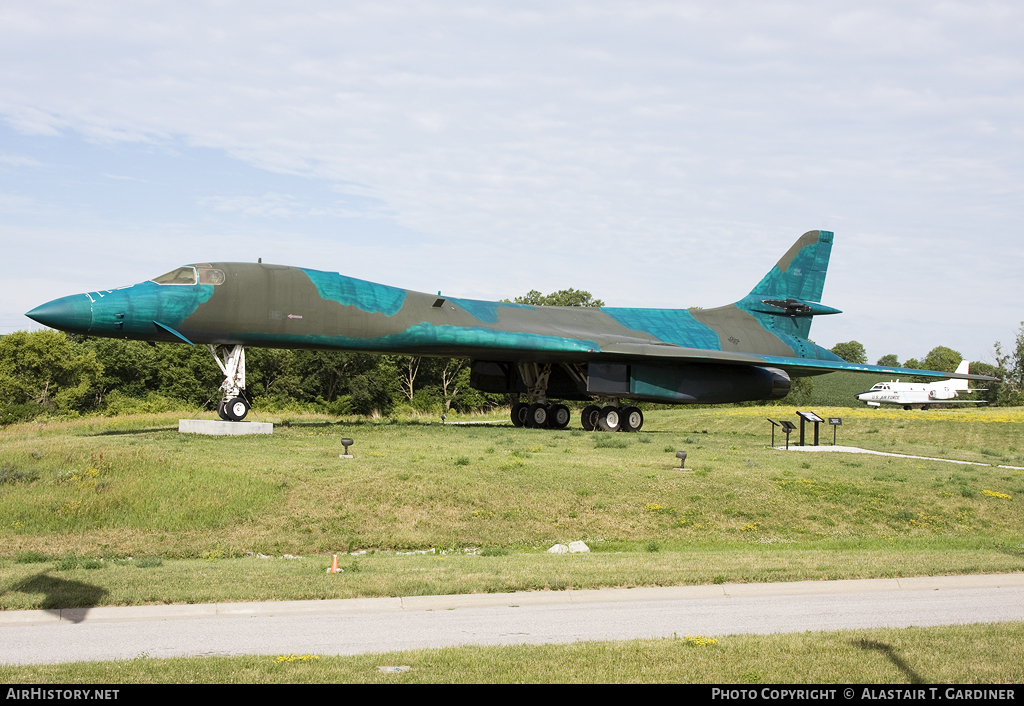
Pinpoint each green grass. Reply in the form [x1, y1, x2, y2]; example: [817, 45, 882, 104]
[1, 622, 1021, 683]
[4, 540, 1024, 610]
[1, 406, 1022, 609]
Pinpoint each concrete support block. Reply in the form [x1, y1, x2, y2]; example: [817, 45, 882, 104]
[179, 419, 273, 435]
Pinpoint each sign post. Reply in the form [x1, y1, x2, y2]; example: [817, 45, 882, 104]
[828, 417, 842, 445]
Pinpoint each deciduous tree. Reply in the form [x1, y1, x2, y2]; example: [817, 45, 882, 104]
[830, 341, 867, 364]
[507, 289, 605, 307]
[922, 346, 962, 373]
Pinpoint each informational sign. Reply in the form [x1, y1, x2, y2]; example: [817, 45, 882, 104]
[828, 418, 842, 445]
[795, 411, 824, 446]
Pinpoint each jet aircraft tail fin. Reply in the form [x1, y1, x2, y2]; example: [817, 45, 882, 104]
[748, 230, 834, 303]
[947, 360, 971, 391]
[739, 230, 837, 341]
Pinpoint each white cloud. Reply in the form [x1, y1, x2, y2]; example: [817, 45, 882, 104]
[0, 154, 44, 168]
[0, 1, 1021, 360]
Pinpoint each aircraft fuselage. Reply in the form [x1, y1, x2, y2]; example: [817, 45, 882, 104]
[27, 261, 841, 365]
[26, 231, 996, 427]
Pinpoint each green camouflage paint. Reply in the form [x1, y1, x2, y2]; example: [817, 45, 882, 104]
[26, 230, 994, 399]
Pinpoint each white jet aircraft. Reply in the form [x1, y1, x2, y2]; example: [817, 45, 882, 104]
[855, 360, 985, 410]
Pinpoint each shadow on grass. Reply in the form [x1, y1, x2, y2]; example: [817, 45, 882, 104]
[89, 427, 178, 436]
[275, 420, 373, 429]
[5, 572, 109, 622]
[85, 417, 459, 435]
[275, 419, 501, 429]
[852, 639, 924, 684]
[994, 543, 1024, 559]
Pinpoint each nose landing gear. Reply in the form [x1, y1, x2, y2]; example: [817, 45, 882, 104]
[220, 396, 250, 421]
[209, 344, 250, 421]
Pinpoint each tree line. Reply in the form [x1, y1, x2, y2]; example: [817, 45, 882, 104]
[826, 332, 1024, 406]
[2, 290, 1021, 423]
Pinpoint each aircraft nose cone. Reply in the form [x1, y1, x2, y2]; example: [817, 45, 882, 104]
[25, 294, 93, 334]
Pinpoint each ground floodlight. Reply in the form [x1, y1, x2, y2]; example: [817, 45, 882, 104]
[675, 451, 687, 469]
[340, 438, 354, 457]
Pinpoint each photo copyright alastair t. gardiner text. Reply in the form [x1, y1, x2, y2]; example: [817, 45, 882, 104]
[709, 687, 1018, 702]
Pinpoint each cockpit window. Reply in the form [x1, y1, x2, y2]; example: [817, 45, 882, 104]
[151, 266, 226, 285]
[151, 266, 198, 285]
[197, 267, 226, 285]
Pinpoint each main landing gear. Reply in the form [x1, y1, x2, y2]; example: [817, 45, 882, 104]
[209, 344, 250, 421]
[508, 362, 643, 431]
[510, 401, 572, 429]
[513, 401, 643, 431]
[509, 363, 571, 429]
[579, 404, 644, 432]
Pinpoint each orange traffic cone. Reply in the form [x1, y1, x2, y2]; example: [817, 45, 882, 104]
[327, 554, 342, 573]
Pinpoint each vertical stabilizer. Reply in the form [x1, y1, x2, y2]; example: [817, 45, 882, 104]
[947, 360, 971, 391]
[740, 230, 835, 341]
[748, 230, 834, 302]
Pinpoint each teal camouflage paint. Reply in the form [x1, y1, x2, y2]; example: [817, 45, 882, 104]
[26, 230, 992, 408]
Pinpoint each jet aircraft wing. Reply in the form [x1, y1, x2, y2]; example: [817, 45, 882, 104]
[573, 336, 997, 382]
[753, 356, 997, 382]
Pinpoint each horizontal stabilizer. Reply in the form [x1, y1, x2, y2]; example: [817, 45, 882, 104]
[749, 298, 842, 317]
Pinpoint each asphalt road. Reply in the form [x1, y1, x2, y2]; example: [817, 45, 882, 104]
[1, 574, 1022, 665]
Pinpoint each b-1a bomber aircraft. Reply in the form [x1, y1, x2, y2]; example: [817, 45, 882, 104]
[855, 360, 986, 410]
[26, 230, 995, 431]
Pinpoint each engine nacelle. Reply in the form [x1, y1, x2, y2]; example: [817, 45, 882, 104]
[929, 387, 956, 400]
[590, 362, 791, 404]
[470, 360, 794, 405]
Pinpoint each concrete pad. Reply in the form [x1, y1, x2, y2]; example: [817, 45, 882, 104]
[179, 419, 273, 435]
[563, 585, 728, 603]
[898, 574, 1024, 590]
[775, 445, 991, 466]
[399, 585, 730, 611]
[0, 610, 63, 625]
[217, 597, 406, 617]
[62, 603, 221, 623]
[399, 591, 556, 610]
[723, 578, 902, 597]
[3, 574, 1021, 627]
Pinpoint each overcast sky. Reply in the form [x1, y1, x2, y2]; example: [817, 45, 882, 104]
[1, 1, 1021, 364]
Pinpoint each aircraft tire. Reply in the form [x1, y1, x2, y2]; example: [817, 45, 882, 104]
[920, 405, 929, 411]
[511, 402, 528, 427]
[225, 396, 249, 422]
[581, 405, 600, 431]
[527, 403, 548, 428]
[548, 404, 571, 429]
[903, 405, 912, 411]
[598, 406, 621, 432]
[621, 406, 643, 432]
[217, 399, 230, 421]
